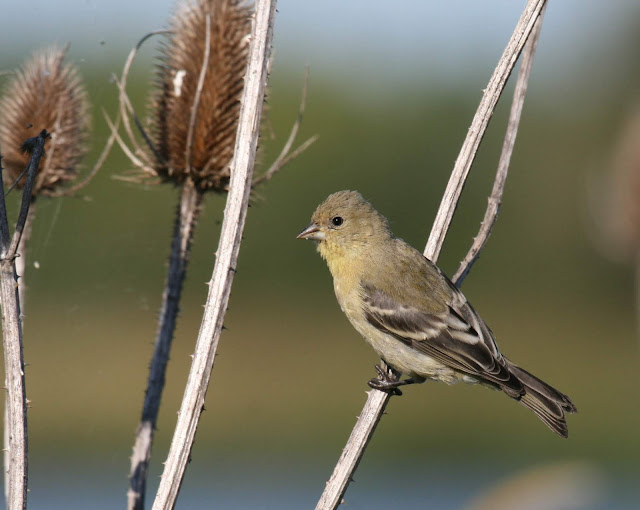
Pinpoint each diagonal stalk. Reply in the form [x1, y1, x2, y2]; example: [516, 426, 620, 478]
[314, 1, 547, 508]
[424, 0, 546, 262]
[151, 1, 277, 507]
[0, 130, 48, 510]
[453, 5, 546, 286]
[0, 245, 27, 510]
[127, 179, 202, 510]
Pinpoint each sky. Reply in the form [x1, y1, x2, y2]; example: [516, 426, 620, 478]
[2, 0, 638, 86]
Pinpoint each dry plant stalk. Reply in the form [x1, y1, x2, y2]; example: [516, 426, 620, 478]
[315, 1, 547, 509]
[0, 130, 49, 510]
[453, 5, 546, 285]
[424, 0, 546, 261]
[123, 2, 254, 508]
[120, 1, 315, 506]
[151, 0, 276, 507]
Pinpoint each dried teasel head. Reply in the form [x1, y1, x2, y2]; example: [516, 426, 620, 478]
[148, 0, 252, 192]
[0, 46, 90, 196]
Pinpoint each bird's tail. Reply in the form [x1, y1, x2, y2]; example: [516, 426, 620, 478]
[505, 361, 577, 438]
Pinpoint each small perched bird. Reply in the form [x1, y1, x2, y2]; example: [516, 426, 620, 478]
[297, 190, 576, 437]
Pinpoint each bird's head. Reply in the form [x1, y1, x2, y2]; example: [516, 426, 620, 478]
[297, 190, 392, 261]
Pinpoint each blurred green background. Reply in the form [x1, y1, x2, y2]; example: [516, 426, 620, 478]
[0, 0, 638, 508]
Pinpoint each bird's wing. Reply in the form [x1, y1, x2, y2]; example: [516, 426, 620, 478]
[361, 279, 523, 395]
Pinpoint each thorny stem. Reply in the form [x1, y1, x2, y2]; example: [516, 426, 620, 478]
[151, 1, 277, 508]
[127, 180, 202, 510]
[423, 0, 546, 262]
[314, 2, 547, 509]
[453, 5, 546, 286]
[3, 203, 35, 508]
[0, 129, 48, 510]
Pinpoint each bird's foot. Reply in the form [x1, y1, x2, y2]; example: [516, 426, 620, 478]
[368, 377, 403, 396]
[368, 364, 405, 396]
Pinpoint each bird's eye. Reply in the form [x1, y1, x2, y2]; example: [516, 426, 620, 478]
[331, 216, 344, 227]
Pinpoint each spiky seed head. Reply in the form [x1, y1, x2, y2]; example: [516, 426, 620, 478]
[149, 0, 252, 192]
[0, 46, 90, 196]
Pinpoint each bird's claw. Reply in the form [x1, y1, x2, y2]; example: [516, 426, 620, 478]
[369, 364, 403, 396]
[368, 378, 403, 396]
[374, 364, 387, 380]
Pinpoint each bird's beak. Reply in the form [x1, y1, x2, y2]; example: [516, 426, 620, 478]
[297, 222, 325, 241]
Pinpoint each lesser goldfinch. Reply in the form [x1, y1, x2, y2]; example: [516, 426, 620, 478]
[297, 190, 576, 437]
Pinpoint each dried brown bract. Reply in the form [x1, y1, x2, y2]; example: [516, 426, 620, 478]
[0, 46, 90, 196]
[149, 0, 252, 191]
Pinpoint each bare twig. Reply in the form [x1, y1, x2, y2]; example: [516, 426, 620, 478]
[150, 1, 277, 509]
[0, 129, 49, 510]
[270, 134, 318, 171]
[453, 6, 546, 286]
[113, 74, 161, 166]
[116, 30, 171, 167]
[315, 1, 547, 509]
[4, 167, 29, 197]
[424, 0, 546, 262]
[104, 109, 151, 172]
[253, 67, 318, 185]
